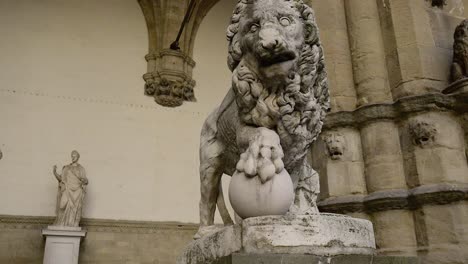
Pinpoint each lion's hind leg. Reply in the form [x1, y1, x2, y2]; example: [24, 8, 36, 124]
[195, 120, 233, 239]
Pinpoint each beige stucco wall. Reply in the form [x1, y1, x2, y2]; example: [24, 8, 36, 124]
[0, 0, 236, 223]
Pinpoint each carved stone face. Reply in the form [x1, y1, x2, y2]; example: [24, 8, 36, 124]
[322, 133, 346, 161]
[238, 0, 305, 77]
[409, 121, 437, 148]
[71, 151, 80, 163]
[454, 19, 468, 42]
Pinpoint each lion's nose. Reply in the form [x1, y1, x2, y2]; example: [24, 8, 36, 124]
[260, 28, 281, 51]
[261, 39, 279, 51]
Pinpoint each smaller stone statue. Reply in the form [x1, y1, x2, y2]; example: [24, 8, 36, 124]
[451, 19, 468, 82]
[52, 150, 88, 227]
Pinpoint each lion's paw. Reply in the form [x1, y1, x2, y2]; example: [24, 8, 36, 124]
[236, 128, 285, 183]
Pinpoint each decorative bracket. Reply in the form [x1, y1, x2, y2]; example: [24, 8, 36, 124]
[138, 0, 210, 107]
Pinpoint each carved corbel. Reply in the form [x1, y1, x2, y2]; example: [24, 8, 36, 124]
[138, 0, 209, 107]
[409, 120, 438, 148]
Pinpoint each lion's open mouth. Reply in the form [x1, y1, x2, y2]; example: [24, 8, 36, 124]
[258, 50, 296, 67]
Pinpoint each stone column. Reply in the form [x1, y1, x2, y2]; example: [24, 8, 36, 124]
[344, 0, 392, 106]
[360, 121, 418, 256]
[376, 0, 457, 99]
[309, 0, 357, 112]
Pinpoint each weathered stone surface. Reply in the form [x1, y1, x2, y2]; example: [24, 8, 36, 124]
[242, 214, 375, 256]
[228, 253, 417, 264]
[315, 128, 367, 198]
[372, 256, 419, 264]
[344, 0, 392, 106]
[196, 0, 329, 238]
[318, 184, 468, 214]
[372, 210, 417, 256]
[361, 121, 406, 193]
[176, 225, 241, 264]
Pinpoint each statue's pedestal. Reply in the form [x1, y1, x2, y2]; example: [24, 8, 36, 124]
[177, 213, 377, 264]
[42, 226, 86, 264]
[214, 254, 418, 264]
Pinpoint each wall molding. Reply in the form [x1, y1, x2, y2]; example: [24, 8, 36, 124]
[324, 92, 468, 130]
[0, 88, 206, 115]
[318, 183, 468, 214]
[0, 215, 199, 233]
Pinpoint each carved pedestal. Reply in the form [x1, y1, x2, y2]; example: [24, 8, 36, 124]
[42, 226, 86, 264]
[177, 213, 376, 264]
[214, 254, 418, 264]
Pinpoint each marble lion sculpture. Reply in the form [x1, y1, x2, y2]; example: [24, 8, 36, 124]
[196, 0, 329, 238]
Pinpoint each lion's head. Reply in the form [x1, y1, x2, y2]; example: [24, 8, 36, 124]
[227, 0, 329, 153]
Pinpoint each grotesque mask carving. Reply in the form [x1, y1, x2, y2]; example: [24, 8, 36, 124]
[409, 121, 437, 147]
[322, 132, 346, 160]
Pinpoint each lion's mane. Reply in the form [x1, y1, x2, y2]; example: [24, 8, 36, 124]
[227, 0, 329, 159]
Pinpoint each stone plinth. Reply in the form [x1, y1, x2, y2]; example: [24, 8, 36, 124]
[176, 225, 241, 264]
[177, 214, 376, 264]
[218, 254, 418, 264]
[242, 214, 375, 256]
[42, 226, 86, 264]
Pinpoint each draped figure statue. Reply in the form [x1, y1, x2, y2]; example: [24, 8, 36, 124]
[52, 150, 88, 227]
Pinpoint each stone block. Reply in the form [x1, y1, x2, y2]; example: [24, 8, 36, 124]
[229, 253, 417, 264]
[242, 214, 375, 256]
[372, 210, 417, 256]
[372, 256, 419, 264]
[42, 227, 86, 264]
[361, 122, 406, 192]
[176, 225, 241, 264]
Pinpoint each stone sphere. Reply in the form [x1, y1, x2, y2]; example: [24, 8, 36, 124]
[228, 169, 294, 219]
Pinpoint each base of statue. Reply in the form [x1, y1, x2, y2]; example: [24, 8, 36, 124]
[177, 213, 376, 264]
[212, 254, 418, 264]
[42, 226, 86, 264]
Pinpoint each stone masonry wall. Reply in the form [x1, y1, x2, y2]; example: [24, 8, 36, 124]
[0, 215, 197, 264]
[310, 1, 468, 264]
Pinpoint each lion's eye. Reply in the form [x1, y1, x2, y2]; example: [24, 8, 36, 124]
[250, 23, 260, 33]
[279, 17, 291, 27]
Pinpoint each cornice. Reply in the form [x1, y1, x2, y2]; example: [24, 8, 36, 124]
[0, 215, 198, 233]
[318, 183, 468, 214]
[323, 92, 468, 130]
